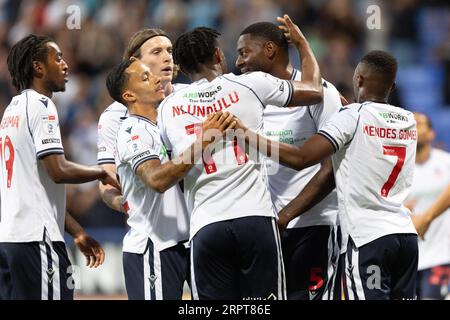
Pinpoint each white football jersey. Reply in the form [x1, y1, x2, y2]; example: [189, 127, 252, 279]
[116, 115, 189, 253]
[0, 89, 66, 242]
[408, 148, 450, 270]
[318, 102, 417, 248]
[97, 84, 187, 164]
[263, 69, 340, 228]
[158, 71, 294, 239]
[97, 101, 128, 165]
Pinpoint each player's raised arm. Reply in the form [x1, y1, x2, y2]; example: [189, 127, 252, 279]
[277, 14, 323, 106]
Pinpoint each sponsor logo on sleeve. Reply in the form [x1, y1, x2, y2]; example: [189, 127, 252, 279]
[42, 138, 61, 144]
[42, 115, 58, 135]
[127, 135, 142, 153]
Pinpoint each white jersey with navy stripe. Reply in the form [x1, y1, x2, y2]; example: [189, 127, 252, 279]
[408, 148, 450, 270]
[158, 71, 294, 240]
[318, 102, 417, 248]
[263, 69, 340, 228]
[116, 115, 189, 253]
[0, 89, 66, 242]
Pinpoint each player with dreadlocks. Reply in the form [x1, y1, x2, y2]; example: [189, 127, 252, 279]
[0, 34, 119, 300]
[158, 15, 323, 299]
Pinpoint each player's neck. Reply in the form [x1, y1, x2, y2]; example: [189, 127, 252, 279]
[190, 64, 222, 82]
[357, 95, 388, 104]
[269, 63, 294, 80]
[30, 83, 53, 99]
[130, 103, 158, 124]
[416, 144, 432, 164]
[357, 88, 389, 104]
[163, 82, 173, 96]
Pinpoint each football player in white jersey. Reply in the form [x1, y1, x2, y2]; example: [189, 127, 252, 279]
[236, 21, 344, 300]
[0, 35, 119, 300]
[159, 15, 323, 299]
[233, 50, 419, 300]
[106, 58, 234, 299]
[406, 112, 450, 299]
[97, 28, 186, 213]
[97, 28, 190, 299]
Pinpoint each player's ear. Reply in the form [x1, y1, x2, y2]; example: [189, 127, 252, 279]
[357, 74, 364, 88]
[213, 47, 222, 64]
[33, 60, 45, 78]
[265, 41, 276, 60]
[122, 90, 136, 104]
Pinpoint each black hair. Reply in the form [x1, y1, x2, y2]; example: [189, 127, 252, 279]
[360, 50, 398, 83]
[7, 34, 53, 91]
[106, 59, 133, 105]
[173, 27, 221, 73]
[240, 22, 288, 52]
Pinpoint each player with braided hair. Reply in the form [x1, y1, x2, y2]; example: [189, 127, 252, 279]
[0, 34, 119, 300]
[158, 15, 323, 299]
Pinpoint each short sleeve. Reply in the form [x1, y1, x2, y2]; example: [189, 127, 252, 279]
[117, 123, 161, 173]
[97, 111, 121, 165]
[28, 96, 64, 159]
[317, 104, 360, 152]
[225, 71, 293, 108]
[310, 81, 342, 130]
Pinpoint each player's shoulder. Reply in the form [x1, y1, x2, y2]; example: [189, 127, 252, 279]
[99, 101, 127, 122]
[172, 82, 190, 93]
[222, 71, 266, 82]
[159, 83, 192, 112]
[100, 101, 127, 116]
[24, 89, 55, 109]
[337, 102, 361, 113]
[117, 116, 157, 147]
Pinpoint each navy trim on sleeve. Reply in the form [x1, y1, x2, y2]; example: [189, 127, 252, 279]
[37, 148, 64, 159]
[317, 130, 338, 152]
[132, 155, 160, 173]
[97, 158, 115, 165]
[282, 81, 294, 108]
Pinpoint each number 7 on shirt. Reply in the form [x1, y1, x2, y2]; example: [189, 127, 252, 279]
[381, 145, 406, 197]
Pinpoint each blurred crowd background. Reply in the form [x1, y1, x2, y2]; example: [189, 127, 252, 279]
[1, 0, 450, 296]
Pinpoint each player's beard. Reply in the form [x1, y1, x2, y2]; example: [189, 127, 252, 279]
[47, 79, 66, 92]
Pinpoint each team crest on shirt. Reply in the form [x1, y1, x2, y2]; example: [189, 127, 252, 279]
[149, 274, 157, 289]
[127, 135, 142, 153]
[42, 115, 57, 135]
